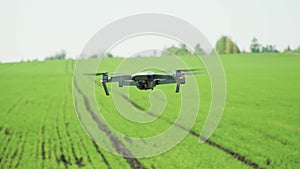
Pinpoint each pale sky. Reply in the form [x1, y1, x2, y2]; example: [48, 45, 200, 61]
[0, 0, 299, 62]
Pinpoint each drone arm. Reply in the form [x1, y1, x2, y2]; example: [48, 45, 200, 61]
[156, 79, 177, 85]
[153, 74, 174, 80]
[122, 80, 136, 86]
[110, 75, 132, 82]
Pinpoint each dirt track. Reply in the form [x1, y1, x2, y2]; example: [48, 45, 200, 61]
[120, 94, 264, 169]
[74, 80, 146, 169]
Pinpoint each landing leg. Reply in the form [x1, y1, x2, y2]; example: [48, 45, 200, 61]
[175, 83, 180, 93]
[102, 82, 110, 96]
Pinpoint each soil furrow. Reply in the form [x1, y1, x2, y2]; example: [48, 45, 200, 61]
[63, 98, 83, 167]
[35, 133, 40, 162]
[14, 133, 26, 169]
[0, 128, 14, 166]
[55, 110, 70, 168]
[7, 133, 23, 168]
[91, 140, 111, 169]
[2, 132, 19, 168]
[41, 126, 46, 160]
[74, 79, 146, 169]
[75, 131, 96, 169]
[56, 113, 64, 153]
[36, 101, 52, 169]
[47, 138, 52, 159]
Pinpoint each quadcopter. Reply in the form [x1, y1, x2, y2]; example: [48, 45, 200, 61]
[85, 69, 203, 95]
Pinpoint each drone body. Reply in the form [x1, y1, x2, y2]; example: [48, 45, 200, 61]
[87, 69, 201, 96]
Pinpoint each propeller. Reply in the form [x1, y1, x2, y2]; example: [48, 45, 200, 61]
[142, 68, 205, 74]
[175, 68, 204, 72]
[83, 72, 107, 76]
[83, 72, 124, 76]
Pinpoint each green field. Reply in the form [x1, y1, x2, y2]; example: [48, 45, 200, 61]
[0, 53, 299, 169]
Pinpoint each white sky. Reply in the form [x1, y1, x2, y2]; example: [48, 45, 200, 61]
[0, 0, 299, 62]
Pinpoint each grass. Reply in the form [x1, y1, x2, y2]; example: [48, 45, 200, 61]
[0, 53, 299, 169]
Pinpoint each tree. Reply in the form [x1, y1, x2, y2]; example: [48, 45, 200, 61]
[106, 53, 113, 58]
[89, 54, 98, 58]
[250, 38, 261, 53]
[176, 44, 192, 55]
[161, 44, 192, 56]
[194, 43, 205, 55]
[215, 36, 240, 54]
[162, 45, 178, 56]
[215, 36, 226, 54]
[261, 45, 278, 53]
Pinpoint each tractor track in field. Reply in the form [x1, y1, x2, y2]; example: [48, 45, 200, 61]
[91, 140, 111, 169]
[74, 99, 111, 169]
[120, 94, 264, 169]
[74, 79, 146, 169]
[70, 72, 106, 169]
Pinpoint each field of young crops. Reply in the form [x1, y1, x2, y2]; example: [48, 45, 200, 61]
[0, 53, 299, 169]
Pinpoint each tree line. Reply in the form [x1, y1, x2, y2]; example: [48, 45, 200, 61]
[43, 36, 300, 61]
[162, 36, 300, 56]
[44, 50, 66, 60]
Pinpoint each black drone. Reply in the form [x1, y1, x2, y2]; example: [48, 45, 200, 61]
[85, 69, 203, 95]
